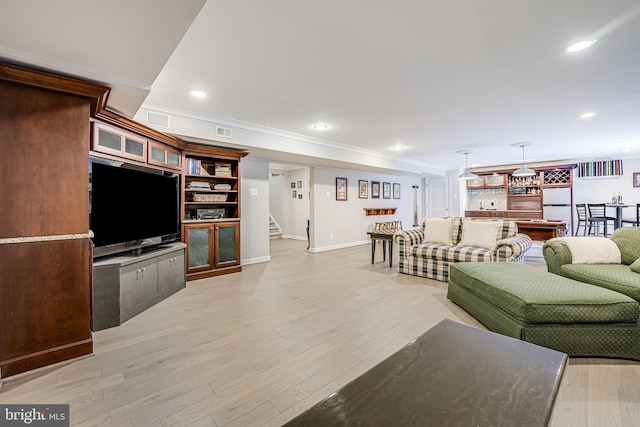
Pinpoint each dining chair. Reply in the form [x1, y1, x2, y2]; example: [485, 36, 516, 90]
[575, 203, 587, 236]
[621, 203, 640, 227]
[587, 203, 616, 237]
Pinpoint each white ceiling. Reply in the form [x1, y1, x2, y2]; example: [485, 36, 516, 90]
[2, 0, 640, 173]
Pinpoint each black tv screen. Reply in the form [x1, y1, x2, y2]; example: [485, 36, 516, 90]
[90, 161, 179, 250]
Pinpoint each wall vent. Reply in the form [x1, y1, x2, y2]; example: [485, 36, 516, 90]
[216, 126, 232, 138]
[147, 111, 170, 128]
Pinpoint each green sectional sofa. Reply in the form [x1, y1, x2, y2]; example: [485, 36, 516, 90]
[447, 227, 640, 360]
[543, 227, 640, 300]
[448, 262, 640, 360]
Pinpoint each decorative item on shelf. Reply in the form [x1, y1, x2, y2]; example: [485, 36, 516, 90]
[214, 162, 232, 177]
[194, 194, 227, 202]
[511, 142, 536, 177]
[214, 183, 232, 190]
[456, 149, 479, 180]
[196, 208, 225, 220]
[363, 207, 398, 216]
[188, 181, 211, 190]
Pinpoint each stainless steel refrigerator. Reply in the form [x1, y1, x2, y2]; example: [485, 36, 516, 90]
[542, 187, 573, 235]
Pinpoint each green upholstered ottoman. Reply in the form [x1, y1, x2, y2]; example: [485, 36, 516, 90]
[447, 262, 640, 360]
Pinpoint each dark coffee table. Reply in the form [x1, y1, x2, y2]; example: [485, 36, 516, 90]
[284, 318, 567, 427]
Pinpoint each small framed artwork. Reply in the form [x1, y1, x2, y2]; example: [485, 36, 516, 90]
[298, 194, 302, 199]
[336, 177, 348, 201]
[359, 180, 368, 198]
[292, 190, 297, 198]
[634, 172, 640, 188]
[371, 181, 380, 199]
[291, 182, 296, 188]
[393, 183, 401, 199]
[383, 182, 391, 199]
[297, 180, 302, 188]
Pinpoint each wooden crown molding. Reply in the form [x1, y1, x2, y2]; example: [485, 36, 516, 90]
[0, 62, 184, 148]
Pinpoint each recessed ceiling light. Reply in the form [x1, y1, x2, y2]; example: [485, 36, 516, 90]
[312, 123, 328, 130]
[565, 39, 597, 53]
[190, 90, 206, 98]
[579, 112, 596, 119]
[390, 145, 406, 151]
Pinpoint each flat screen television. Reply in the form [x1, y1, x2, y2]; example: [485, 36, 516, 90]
[90, 158, 180, 257]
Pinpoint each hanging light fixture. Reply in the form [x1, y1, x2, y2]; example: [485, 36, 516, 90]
[456, 150, 479, 180]
[511, 142, 536, 177]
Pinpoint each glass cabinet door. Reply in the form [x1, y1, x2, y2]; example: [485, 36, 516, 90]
[214, 222, 240, 268]
[185, 224, 214, 273]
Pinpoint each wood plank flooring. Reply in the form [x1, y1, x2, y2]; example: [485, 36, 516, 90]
[2, 239, 639, 426]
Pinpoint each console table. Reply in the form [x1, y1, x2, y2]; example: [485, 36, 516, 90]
[92, 242, 186, 331]
[284, 319, 567, 427]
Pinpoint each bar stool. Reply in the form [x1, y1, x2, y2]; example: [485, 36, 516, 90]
[587, 203, 616, 237]
[575, 203, 587, 236]
[621, 203, 640, 227]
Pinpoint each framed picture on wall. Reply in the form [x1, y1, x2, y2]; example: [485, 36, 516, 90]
[291, 182, 296, 188]
[298, 194, 302, 199]
[297, 180, 302, 188]
[393, 183, 401, 199]
[634, 172, 640, 188]
[359, 180, 368, 198]
[336, 177, 348, 201]
[293, 190, 297, 198]
[371, 181, 380, 199]
[383, 182, 391, 199]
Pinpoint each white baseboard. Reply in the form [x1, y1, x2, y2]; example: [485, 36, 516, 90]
[281, 235, 307, 241]
[309, 240, 369, 253]
[242, 256, 271, 265]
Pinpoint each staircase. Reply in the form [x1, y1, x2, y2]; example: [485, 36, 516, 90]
[269, 215, 282, 239]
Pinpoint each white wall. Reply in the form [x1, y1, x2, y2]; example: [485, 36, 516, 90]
[240, 156, 271, 265]
[310, 166, 421, 252]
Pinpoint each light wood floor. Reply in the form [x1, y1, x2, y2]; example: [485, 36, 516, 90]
[2, 239, 639, 426]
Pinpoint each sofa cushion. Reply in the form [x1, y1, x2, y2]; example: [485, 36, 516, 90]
[422, 217, 453, 245]
[631, 258, 640, 274]
[449, 262, 639, 324]
[611, 228, 640, 266]
[458, 220, 500, 250]
[559, 264, 640, 301]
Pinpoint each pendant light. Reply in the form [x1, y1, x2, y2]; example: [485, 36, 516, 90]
[511, 142, 536, 177]
[456, 150, 479, 180]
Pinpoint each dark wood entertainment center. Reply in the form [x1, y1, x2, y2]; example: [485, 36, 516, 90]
[0, 62, 247, 379]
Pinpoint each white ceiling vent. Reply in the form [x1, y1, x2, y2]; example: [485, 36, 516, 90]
[216, 126, 233, 138]
[147, 111, 170, 128]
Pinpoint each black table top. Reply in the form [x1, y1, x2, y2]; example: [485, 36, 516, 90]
[284, 318, 567, 427]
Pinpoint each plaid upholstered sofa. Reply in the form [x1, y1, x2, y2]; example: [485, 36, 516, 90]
[543, 227, 640, 301]
[394, 217, 532, 281]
